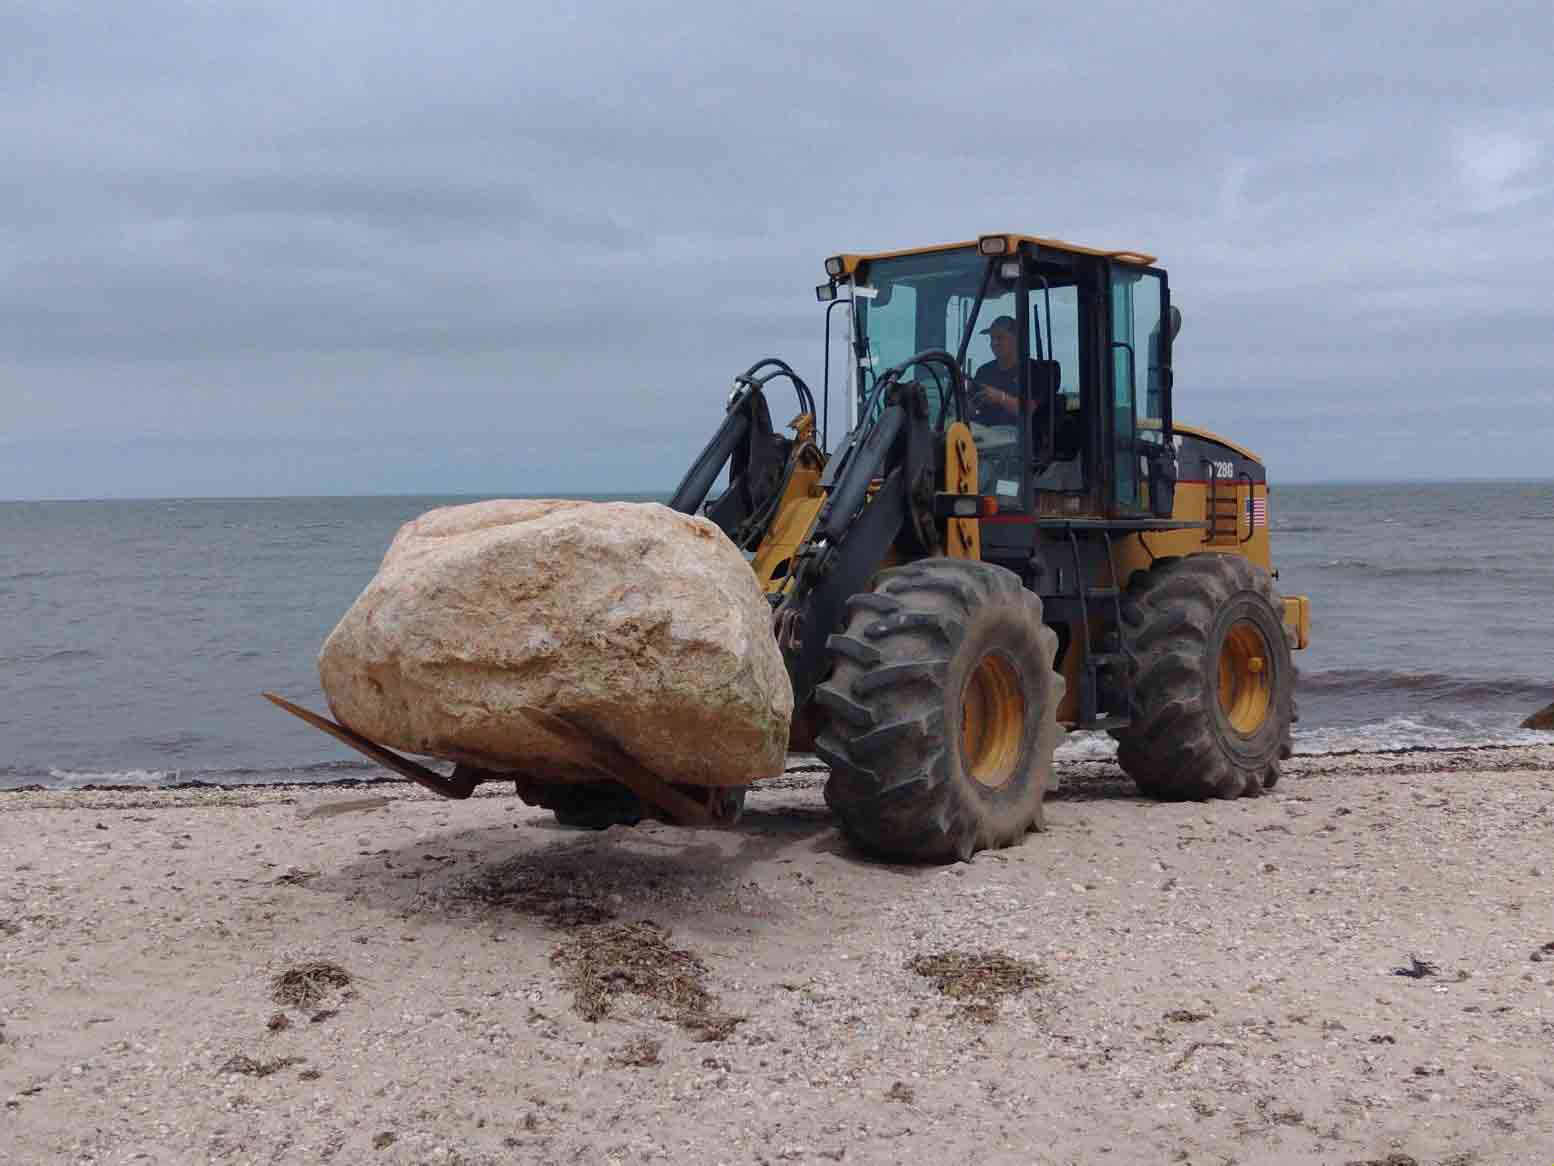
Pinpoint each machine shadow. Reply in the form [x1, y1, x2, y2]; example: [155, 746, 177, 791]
[315, 794, 932, 938]
[1048, 762, 1148, 803]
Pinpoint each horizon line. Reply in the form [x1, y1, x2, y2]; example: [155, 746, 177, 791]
[5, 476, 1554, 505]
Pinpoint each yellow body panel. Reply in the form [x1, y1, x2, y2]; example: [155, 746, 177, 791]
[943, 422, 981, 560]
[1109, 482, 1272, 576]
[1282, 595, 1311, 650]
[826, 234, 1157, 279]
[751, 458, 826, 596]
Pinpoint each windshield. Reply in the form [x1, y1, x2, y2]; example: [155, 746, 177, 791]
[852, 246, 1092, 509]
[854, 247, 1008, 422]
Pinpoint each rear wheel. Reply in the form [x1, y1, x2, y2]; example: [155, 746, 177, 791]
[1113, 554, 1295, 799]
[814, 558, 1063, 863]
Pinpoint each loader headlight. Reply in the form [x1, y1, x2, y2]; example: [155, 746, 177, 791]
[999, 259, 1021, 281]
[978, 236, 1008, 256]
[824, 256, 845, 277]
[816, 282, 838, 302]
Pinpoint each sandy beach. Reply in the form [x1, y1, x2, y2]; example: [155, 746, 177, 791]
[4, 744, 1554, 1165]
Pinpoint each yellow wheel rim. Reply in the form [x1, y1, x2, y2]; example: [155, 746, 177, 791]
[961, 652, 1025, 788]
[1218, 619, 1272, 734]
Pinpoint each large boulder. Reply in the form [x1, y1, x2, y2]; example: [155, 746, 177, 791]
[318, 499, 792, 787]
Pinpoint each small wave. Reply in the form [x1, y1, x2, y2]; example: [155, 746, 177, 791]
[1372, 564, 1492, 579]
[1315, 560, 1512, 581]
[0, 647, 102, 667]
[45, 767, 178, 789]
[1271, 524, 1327, 533]
[211, 759, 384, 780]
[1291, 718, 1551, 755]
[1056, 719, 1548, 762]
[0, 757, 390, 792]
[1299, 669, 1550, 705]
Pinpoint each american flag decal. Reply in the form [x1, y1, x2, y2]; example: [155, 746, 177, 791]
[1246, 495, 1268, 529]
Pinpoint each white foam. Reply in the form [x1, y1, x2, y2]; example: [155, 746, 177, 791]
[1051, 719, 1547, 763]
[1055, 731, 1119, 760]
[44, 767, 177, 789]
[1291, 718, 1549, 755]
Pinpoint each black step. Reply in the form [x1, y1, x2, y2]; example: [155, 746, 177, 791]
[1083, 587, 1119, 600]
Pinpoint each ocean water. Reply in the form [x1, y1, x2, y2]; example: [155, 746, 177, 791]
[2, 484, 1551, 790]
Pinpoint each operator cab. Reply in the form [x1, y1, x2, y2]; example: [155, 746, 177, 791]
[827, 235, 1176, 561]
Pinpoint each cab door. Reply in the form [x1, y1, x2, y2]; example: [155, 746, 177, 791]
[1108, 265, 1171, 514]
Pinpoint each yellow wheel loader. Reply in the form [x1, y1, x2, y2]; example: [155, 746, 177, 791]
[271, 232, 1311, 863]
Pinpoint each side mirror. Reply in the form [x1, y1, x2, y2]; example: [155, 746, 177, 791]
[1168, 305, 1182, 341]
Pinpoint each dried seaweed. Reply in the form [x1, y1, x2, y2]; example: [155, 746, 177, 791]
[907, 950, 1045, 1021]
[551, 921, 711, 1022]
[550, 920, 744, 1042]
[681, 1012, 744, 1043]
[457, 863, 616, 929]
[270, 961, 352, 1008]
[218, 1053, 304, 1078]
[608, 1036, 662, 1068]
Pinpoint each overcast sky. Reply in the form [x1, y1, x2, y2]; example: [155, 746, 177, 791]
[3, 1, 1552, 499]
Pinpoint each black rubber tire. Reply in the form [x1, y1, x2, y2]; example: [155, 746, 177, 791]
[1113, 554, 1295, 800]
[814, 558, 1064, 863]
[521, 782, 745, 829]
[520, 781, 645, 829]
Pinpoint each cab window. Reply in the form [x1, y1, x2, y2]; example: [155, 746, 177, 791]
[1110, 269, 1167, 510]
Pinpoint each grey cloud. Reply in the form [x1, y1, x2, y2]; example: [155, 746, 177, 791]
[3, 1, 1553, 498]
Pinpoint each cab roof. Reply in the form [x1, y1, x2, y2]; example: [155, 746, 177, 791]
[824, 234, 1157, 278]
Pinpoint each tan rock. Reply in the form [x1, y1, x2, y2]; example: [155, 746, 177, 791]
[318, 499, 792, 787]
[1522, 700, 1554, 731]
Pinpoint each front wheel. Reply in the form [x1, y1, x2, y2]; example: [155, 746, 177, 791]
[1113, 554, 1295, 800]
[814, 558, 1063, 863]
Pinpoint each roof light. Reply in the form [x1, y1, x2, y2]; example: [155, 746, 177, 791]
[815, 282, 837, 302]
[824, 256, 845, 276]
[978, 236, 1008, 256]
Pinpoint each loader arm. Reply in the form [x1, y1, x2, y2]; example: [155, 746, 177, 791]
[668, 358, 818, 551]
[771, 350, 968, 706]
[669, 349, 969, 707]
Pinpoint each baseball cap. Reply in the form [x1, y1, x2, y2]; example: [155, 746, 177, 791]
[979, 315, 1016, 336]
